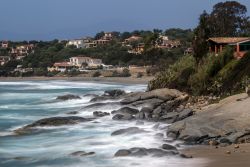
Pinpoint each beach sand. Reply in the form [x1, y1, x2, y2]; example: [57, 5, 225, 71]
[0, 76, 153, 84]
[182, 144, 250, 167]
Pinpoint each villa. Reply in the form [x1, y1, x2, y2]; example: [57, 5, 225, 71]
[0, 56, 11, 65]
[69, 56, 102, 68]
[10, 44, 35, 58]
[1, 41, 9, 48]
[124, 36, 143, 43]
[49, 62, 74, 72]
[208, 37, 250, 58]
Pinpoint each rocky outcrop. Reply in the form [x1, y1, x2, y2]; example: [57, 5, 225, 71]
[111, 127, 147, 136]
[114, 147, 178, 157]
[110, 88, 193, 123]
[90, 89, 126, 102]
[167, 93, 250, 145]
[15, 116, 93, 135]
[56, 94, 81, 101]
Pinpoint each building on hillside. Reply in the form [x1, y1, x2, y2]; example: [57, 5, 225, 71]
[1, 41, 9, 48]
[49, 62, 74, 72]
[0, 56, 11, 65]
[102, 32, 113, 40]
[93, 39, 111, 45]
[128, 43, 145, 55]
[66, 39, 85, 48]
[69, 56, 102, 68]
[124, 36, 143, 43]
[155, 35, 181, 49]
[208, 37, 250, 58]
[10, 44, 35, 58]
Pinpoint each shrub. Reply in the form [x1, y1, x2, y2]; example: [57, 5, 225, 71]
[92, 71, 101, 77]
[136, 72, 144, 78]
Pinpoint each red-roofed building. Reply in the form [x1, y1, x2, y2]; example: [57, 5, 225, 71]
[208, 37, 250, 58]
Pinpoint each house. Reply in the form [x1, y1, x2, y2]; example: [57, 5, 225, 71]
[93, 39, 110, 45]
[50, 62, 74, 72]
[1, 41, 9, 48]
[124, 36, 143, 43]
[102, 32, 113, 40]
[208, 37, 250, 58]
[69, 56, 102, 68]
[128, 43, 145, 55]
[66, 39, 85, 49]
[11, 44, 35, 58]
[184, 47, 193, 55]
[0, 56, 11, 65]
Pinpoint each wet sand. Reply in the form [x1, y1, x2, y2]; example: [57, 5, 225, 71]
[182, 143, 250, 167]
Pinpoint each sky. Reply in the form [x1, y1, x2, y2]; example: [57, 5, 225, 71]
[0, 0, 250, 41]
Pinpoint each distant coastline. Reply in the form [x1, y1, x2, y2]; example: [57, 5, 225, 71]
[0, 76, 153, 84]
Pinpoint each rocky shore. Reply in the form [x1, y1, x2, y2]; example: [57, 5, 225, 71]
[12, 86, 250, 165]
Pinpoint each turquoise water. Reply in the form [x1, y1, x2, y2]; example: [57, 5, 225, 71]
[0, 80, 205, 167]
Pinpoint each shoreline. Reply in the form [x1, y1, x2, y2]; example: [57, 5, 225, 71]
[0, 76, 153, 84]
[182, 144, 250, 167]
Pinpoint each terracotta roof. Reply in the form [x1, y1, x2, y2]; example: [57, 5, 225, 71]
[208, 37, 250, 44]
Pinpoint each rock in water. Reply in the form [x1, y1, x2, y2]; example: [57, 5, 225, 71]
[70, 151, 95, 157]
[111, 127, 147, 136]
[104, 89, 126, 97]
[114, 147, 178, 157]
[93, 111, 110, 117]
[56, 94, 81, 100]
[111, 107, 139, 115]
[14, 116, 93, 135]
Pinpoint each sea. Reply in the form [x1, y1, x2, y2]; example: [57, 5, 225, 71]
[0, 80, 206, 167]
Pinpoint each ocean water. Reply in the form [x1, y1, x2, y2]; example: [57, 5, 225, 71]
[0, 80, 206, 167]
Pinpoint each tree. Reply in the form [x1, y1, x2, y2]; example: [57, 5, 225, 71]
[193, 11, 211, 63]
[210, 1, 250, 37]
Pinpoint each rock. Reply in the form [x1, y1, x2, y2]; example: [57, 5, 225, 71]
[83, 102, 120, 109]
[180, 154, 193, 158]
[112, 113, 134, 121]
[162, 144, 178, 151]
[155, 133, 164, 138]
[114, 150, 132, 157]
[176, 109, 193, 121]
[93, 111, 110, 117]
[66, 111, 79, 115]
[135, 112, 145, 120]
[104, 89, 126, 97]
[121, 88, 186, 105]
[167, 94, 250, 145]
[209, 140, 219, 146]
[135, 121, 144, 125]
[234, 144, 240, 149]
[111, 127, 147, 136]
[70, 151, 95, 157]
[130, 98, 164, 109]
[226, 151, 231, 155]
[56, 94, 81, 100]
[15, 116, 93, 135]
[111, 107, 139, 115]
[114, 147, 178, 157]
[160, 112, 179, 123]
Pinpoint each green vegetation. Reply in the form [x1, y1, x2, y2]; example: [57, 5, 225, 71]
[150, 1, 250, 96]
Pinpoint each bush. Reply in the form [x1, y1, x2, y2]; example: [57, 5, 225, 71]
[92, 71, 101, 77]
[120, 68, 131, 77]
[136, 72, 143, 78]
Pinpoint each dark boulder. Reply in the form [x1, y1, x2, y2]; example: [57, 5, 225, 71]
[15, 116, 93, 135]
[111, 107, 139, 115]
[56, 94, 81, 100]
[162, 144, 178, 151]
[114, 147, 178, 157]
[111, 127, 147, 136]
[104, 89, 126, 97]
[93, 111, 110, 117]
[70, 151, 95, 157]
[112, 113, 134, 120]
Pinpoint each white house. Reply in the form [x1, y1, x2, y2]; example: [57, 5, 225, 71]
[67, 39, 85, 49]
[69, 56, 102, 68]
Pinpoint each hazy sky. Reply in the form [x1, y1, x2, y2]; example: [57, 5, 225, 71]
[1, 0, 250, 41]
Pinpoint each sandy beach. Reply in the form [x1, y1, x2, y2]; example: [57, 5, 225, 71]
[182, 144, 250, 167]
[0, 76, 153, 84]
